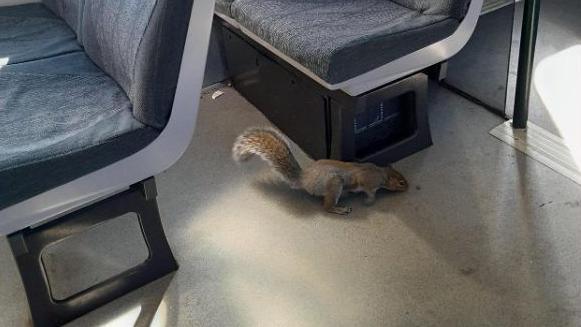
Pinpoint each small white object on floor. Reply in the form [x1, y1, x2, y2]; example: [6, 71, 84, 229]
[211, 90, 224, 100]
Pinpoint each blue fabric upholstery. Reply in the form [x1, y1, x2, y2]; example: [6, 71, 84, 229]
[230, 0, 460, 84]
[80, 0, 157, 107]
[0, 71, 144, 172]
[81, 0, 194, 128]
[0, 52, 102, 74]
[0, 59, 151, 209]
[0, 2, 54, 17]
[2, 0, 194, 129]
[216, 0, 236, 16]
[0, 4, 82, 65]
[42, 0, 85, 34]
[0, 2, 177, 208]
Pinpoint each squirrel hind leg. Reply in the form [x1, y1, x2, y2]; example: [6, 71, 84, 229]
[323, 176, 352, 215]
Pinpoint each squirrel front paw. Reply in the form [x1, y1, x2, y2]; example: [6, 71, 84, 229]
[328, 206, 352, 215]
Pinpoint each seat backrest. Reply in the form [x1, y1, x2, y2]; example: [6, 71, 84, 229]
[42, 0, 84, 34]
[392, 0, 471, 19]
[42, 0, 195, 129]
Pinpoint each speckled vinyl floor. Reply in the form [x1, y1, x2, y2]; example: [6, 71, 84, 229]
[1, 84, 581, 327]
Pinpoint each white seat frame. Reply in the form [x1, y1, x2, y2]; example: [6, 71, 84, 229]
[0, 0, 217, 235]
[216, 0, 483, 96]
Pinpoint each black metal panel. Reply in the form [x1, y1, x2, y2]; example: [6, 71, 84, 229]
[223, 27, 329, 159]
[445, 3, 516, 116]
[220, 21, 432, 165]
[8, 178, 178, 327]
[203, 21, 229, 87]
[329, 74, 432, 164]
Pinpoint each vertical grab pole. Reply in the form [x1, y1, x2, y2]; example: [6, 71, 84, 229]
[512, 0, 541, 129]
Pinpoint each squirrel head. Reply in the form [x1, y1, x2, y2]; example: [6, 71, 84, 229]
[382, 166, 408, 192]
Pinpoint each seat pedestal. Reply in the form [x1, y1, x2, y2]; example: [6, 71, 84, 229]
[8, 178, 178, 327]
[221, 22, 432, 165]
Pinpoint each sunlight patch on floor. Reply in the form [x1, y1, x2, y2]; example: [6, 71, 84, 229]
[534, 45, 581, 170]
[151, 299, 169, 327]
[184, 183, 364, 326]
[97, 305, 141, 327]
[182, 173, 504, 326]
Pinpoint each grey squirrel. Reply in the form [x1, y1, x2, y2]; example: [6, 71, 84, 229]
[233, 127, 409, 215]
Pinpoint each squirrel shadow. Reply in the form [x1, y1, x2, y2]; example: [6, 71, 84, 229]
[251, 172, 372, 220]
[251, 173, 320, 218]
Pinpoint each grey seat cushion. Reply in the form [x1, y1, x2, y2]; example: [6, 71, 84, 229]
[0, 4, 82, 66]
[0, 1, 193, 208]
[3, 0, 194, 130]
[231, 0, 461, 84]
[0, 70, 144, 171]
[0, 4, 150, 206]
[0, 51, 102, 75]
[0, 53, 154, 209]
[216, 0, 236, 16]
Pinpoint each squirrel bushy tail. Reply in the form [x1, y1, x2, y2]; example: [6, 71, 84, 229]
[233, 127, 302, 186]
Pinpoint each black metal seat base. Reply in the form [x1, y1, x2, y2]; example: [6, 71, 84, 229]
[8, 178, 178, 327]
[221, 23, 432, 165]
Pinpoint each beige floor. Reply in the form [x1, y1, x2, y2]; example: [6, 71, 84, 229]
[2, 84, 581, 327]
